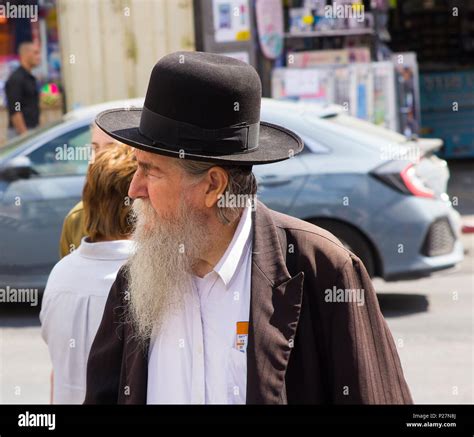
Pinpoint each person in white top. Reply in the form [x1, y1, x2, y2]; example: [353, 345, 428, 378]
[40, 144, 137, 404]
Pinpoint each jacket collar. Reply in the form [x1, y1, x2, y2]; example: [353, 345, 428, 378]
[245, 201, 304, 404]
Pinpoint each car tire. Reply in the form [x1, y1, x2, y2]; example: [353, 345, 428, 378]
[309, 219, 376, 278]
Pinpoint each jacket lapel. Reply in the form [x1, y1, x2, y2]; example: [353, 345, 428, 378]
[246, 202, 304, 404]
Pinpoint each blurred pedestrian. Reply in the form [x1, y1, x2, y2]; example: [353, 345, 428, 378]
[5, 42, 41, 140]
[40, 144, 136, 404]
[59, 122, 121, 258]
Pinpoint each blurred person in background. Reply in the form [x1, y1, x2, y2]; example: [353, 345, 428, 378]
[40, 144, 136, 404]
[59, 123, 121, 258]
[5, 42, 41, 140]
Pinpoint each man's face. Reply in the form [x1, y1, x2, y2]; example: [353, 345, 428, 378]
[91, 125, 119, 155]
[128, 149, 200, 222]
[28, 45, 41, 68]
[126, 151, 212, 341]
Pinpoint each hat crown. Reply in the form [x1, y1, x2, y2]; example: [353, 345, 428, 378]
[95, 51, 303, 165]
[143, 51, 262, 129]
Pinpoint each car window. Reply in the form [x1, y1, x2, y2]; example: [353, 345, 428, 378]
[261, 112, 331, 155]
[300, 134, 331, 154]
[0, 120, 64, 159]
[26, 126, 92, 177]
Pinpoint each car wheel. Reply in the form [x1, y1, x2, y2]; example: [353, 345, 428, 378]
[309, 219, 376, 278]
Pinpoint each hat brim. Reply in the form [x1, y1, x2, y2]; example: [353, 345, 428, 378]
[95, 108, 303, 165]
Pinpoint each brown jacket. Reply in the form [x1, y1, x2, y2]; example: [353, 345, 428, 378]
[84, 201, 412, 404]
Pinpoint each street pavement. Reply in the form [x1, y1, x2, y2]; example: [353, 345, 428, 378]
[0, 234, 472, 404]
[375, 233, 473, 404]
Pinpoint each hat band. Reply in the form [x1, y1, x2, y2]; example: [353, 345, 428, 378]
[138, 106, 259, 155]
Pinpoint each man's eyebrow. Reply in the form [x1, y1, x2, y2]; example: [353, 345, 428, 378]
[137, 160, 162, 172]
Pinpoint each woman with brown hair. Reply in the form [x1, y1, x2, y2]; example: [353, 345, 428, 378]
[40, 144, 137, 404]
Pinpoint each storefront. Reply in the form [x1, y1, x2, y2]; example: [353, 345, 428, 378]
[388, 0, 474, 158]
[0, 0, 63, 144]
[195, 0, 474, 158]
[195, 0, 417, 135]
[270, 0, 403, 132]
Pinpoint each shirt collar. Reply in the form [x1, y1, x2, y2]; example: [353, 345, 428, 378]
[19, 65, 34, 78]
[212, 205, 253, 287]
[77, 237, 134, 260]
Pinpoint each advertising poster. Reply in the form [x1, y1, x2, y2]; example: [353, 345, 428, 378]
[372, 61, 397, 130]
[392, 52, 421, 137]
[272, 67, 331, 103]
[287, 47, 371, 68]
[350, 63, 372, 122]
[333, 66, 351, 108]
[255, 0, 284, 60]
[213, 0, 251, 43]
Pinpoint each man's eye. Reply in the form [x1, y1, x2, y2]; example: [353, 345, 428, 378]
[139, 166, 160, 178]
[147, 171, 162, 179]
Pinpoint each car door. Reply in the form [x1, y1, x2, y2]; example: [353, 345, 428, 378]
[0, 125, 90, 289]
[253, 126, 333, 214]
[253, 155, 308, 213]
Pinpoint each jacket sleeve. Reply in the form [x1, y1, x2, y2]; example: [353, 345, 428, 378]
[83, 267, 127, 404]
[58, 215, 72, 259]
[327, 254, 413, 404]
[59, 202, 86, 258]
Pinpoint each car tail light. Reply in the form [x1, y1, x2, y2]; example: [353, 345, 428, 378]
[370, 160, 435, 199]
[400, 163, 435, 198]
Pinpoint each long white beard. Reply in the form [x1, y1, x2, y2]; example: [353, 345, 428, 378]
[125, 198, 209, 344]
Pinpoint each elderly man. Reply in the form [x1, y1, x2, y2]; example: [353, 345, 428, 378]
[84, 51, 412, 405]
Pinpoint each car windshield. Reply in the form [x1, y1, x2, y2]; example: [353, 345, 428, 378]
[0, 120, 64, 159]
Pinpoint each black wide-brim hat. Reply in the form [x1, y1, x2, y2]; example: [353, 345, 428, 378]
[96, 51, 303, 165]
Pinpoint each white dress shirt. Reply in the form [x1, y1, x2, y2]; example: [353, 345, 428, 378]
[40, 237, 134, 404]
[147, 206, 253, 404]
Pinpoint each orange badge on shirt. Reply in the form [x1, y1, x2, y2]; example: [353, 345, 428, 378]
[236, 321, 249, 352]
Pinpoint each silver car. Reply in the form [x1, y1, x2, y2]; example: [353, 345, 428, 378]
[0, 98, 463, 290]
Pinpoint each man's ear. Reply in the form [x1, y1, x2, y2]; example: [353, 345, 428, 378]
[204, 166, 228, 208]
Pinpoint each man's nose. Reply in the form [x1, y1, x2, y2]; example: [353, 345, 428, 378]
[128, 170, 147, 199]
